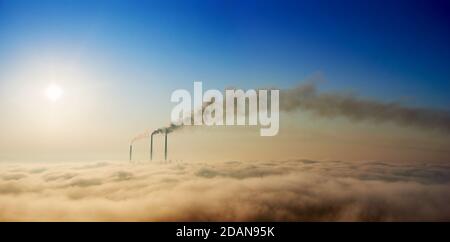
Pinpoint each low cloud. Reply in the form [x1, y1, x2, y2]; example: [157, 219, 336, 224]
[0, 160, 449, 221]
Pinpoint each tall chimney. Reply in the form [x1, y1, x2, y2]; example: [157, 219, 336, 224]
[150, 132, 155, 161]
[129, 144, 133, 162]
[164, 129, 168, 161]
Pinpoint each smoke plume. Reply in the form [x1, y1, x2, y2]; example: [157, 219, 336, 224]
[132, 82, 450, 143]
[281, 83, 450, 133]
[131, 101, 213, 143]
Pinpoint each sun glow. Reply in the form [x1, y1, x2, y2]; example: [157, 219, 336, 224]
[46, 84, 64, 102]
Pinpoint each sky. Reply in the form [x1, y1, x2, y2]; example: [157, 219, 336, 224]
[0, 0, 449, 162]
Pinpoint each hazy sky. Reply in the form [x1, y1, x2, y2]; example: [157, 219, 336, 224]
[0, 0, 449, 162]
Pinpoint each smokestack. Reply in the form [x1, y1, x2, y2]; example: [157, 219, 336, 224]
[150, 132, 155, 161]
[129, 145, 133, 162]
[164, 129, 168, 161]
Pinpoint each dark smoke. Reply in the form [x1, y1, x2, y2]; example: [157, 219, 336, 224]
[131, 101, 213, 143]
[151, 123, 179, 136]
[281, 83, 450, 133]
[132, 82, 450, 143]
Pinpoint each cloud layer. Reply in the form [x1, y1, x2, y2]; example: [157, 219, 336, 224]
[0, 159, 449, 221]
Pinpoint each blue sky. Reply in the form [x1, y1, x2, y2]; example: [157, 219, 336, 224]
[1, 0, 450, 109]
[1, 0, 449, 109]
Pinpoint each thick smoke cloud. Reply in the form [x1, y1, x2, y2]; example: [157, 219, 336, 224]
[131, 101, 213, 144]
[132, 82, 450, 144]
[0, 159, 449, 221]
[281, 83, 450, 133]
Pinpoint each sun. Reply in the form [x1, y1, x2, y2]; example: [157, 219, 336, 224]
[46, 84, 64, 102]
